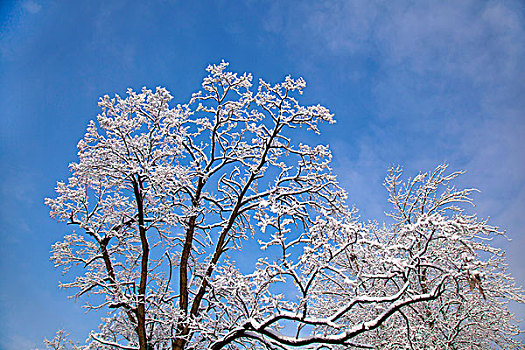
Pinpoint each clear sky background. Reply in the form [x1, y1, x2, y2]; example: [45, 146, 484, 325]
[1, 0, 524, 348]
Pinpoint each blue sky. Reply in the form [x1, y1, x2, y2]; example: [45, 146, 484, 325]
[1, 0, 524, 348]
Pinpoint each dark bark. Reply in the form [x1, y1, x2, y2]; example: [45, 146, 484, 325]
[132, 176, 150, 350]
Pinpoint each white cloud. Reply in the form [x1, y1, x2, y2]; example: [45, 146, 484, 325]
[22, 1, 42, 14]
[275, 0, 525, 209]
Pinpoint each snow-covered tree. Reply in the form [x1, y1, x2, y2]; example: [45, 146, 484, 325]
[46, 62, 524, 349]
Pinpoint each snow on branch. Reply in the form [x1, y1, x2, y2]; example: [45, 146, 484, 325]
[46, 62, 524, 350]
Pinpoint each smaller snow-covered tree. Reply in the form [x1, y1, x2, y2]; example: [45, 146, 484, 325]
[46, 62, 524, 349]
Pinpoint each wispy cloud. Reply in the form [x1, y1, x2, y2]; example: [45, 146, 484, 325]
[4, 334, 37, 350]
[262, 0, 525, 217]
[22, 1, 42, 14]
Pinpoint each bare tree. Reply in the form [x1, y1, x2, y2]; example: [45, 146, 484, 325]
[46, 62, 524, 349]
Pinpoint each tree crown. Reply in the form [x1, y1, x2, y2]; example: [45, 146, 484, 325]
[46, 62, 524, 350]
